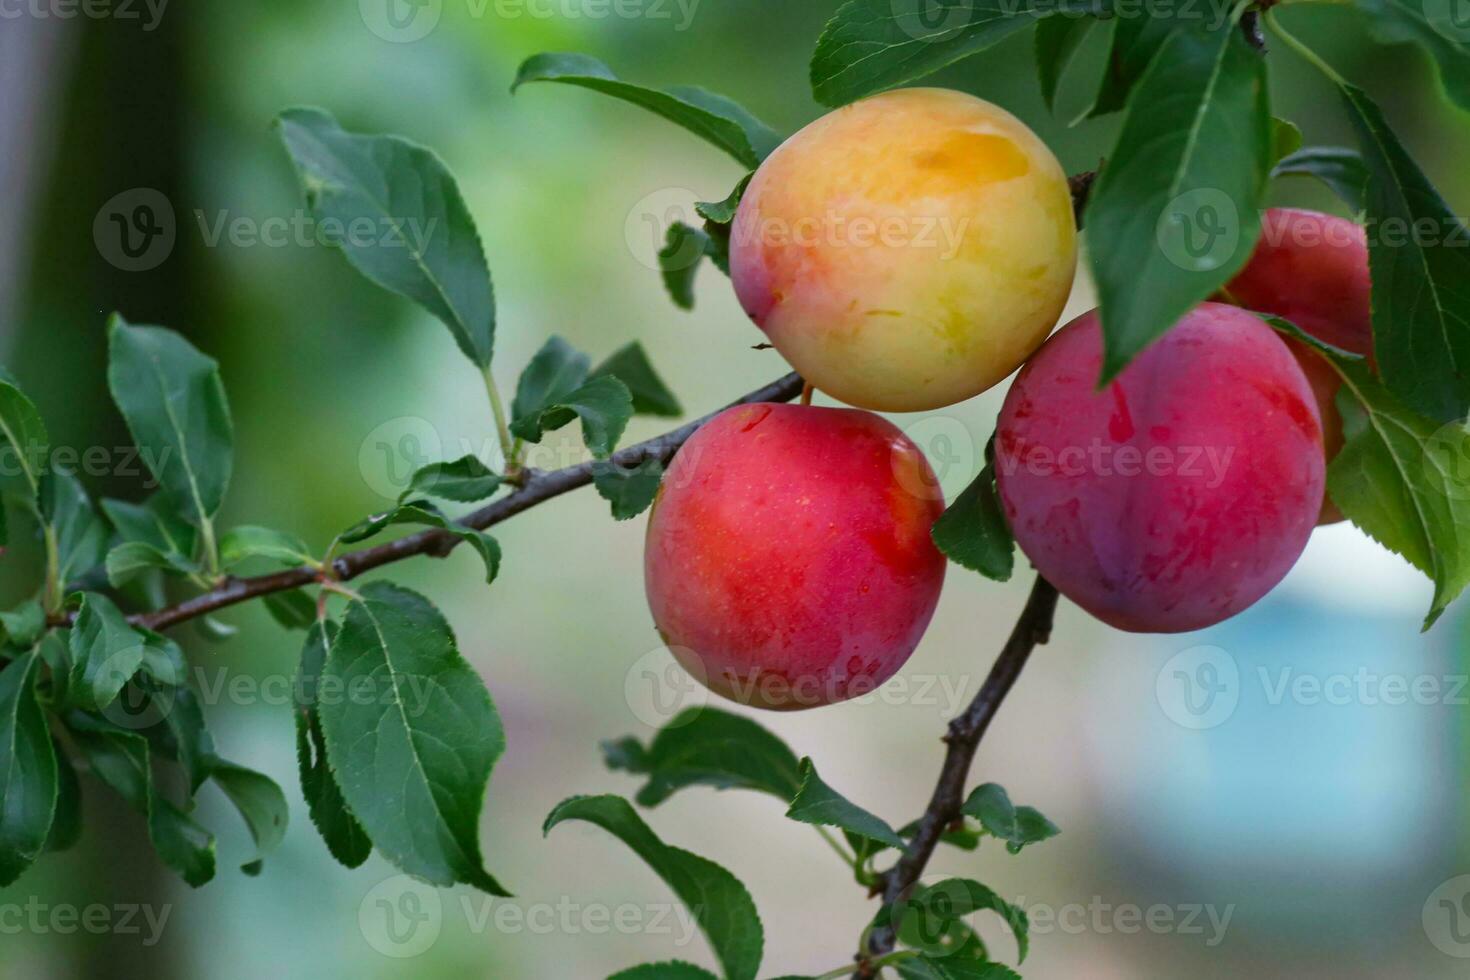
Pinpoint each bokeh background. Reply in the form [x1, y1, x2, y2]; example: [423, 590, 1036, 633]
[2, 1, 1468, 977]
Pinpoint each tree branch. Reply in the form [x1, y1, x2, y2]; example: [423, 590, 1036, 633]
[856, 576, 1059, 974]
[126, 371, 805, 632]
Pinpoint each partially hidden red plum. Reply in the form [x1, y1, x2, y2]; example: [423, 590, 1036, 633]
[645, 403, 946, 709]
[995, 303, 1325, 633]
[1223, 207, 1372, 523]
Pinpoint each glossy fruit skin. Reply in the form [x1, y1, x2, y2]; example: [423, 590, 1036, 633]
[644, 403, 946, 709]
[995, 304, 1325, 634]
[729, 87, 1077, 413]
[1224, 207, 1371, 523]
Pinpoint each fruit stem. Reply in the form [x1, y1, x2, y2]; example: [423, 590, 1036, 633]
[1267, 10, 1348, 85]
[800, 382, 814, 406]
[814, 825, 859, 871]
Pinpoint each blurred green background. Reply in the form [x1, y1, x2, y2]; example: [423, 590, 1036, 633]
[2, 1, 1468, 977]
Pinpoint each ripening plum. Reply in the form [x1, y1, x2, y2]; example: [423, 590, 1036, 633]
[995, 304, 1325, 633]
[730, 88, 1077, 412]
[644, 403, 946, 709]
[1222, 207, 1372, 523]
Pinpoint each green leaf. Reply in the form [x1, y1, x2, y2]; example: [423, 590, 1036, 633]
[511, 53, 780, 168]
[340, 501, 501, 584]
[545, 795, 763, 980]
[603, 706, 803, 807]
[0, 653, 57, 885]
[136, 628, 187, 687]
[1358, 0, 1470, 113]
[295, 619, 371, 868]
[512, 374, 633, 459]
[1327, 361, 1470, 627]
[1271, 145, 1369, 213]
[400, 455, 502, 503]
[608, 965, 721, 980]
[67, 715, 216, 887]
[1086, 13, 1174, 119]
[107, 317, 234, 524]
[1340, 83, 1470, 421]
[319, 583, 509, 894]
[68, 592, 146, 712]
[102, 495, 198, 553]
[219, 525, 315, 568]
[36, 631, 71, 708]
[0, 600, 45, 648]
[209, 760, 288, 875]
[1271, 116, 1304, 165]
[42, 470, 108, 587]
[264, 589, 318, 631]
[785, 758, 905, 849]
[0, 380, 48, 500]
[1035, 15, 1096, 113]
[694, 174, 752, 225]
[275, 107, 495, 367]
[932, 460, 1013, 581]
[513, 336, 591, 420]
[44, 742, 82, 853]
[592, 458, 665, 521]
[1087, 17, 1270, 379]
[810, 0, 1101, 106]
[961, 784, 1060, 853]
[658, 223, 719, 311]
[591, 343, 682, 417]
[102, 495, 200, 584]
[888, 878, 1030, 964]
[141, 683, 214, 794]
[106, 541, 198, 586]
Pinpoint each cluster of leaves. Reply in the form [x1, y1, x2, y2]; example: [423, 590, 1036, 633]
[555, 706, 1058, 979]
[0, 318, 291, 888]
[1, 103, 686, 895]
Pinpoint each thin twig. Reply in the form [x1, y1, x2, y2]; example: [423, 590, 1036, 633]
[855, 577, 1059, 975]
[96, 372, 804, 632]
